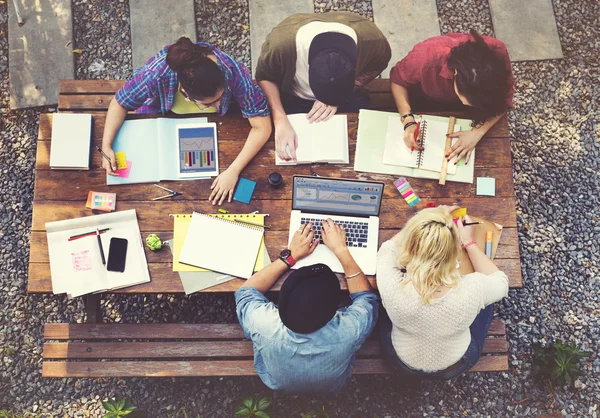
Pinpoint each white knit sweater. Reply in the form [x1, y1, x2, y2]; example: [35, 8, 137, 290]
[376, 240, 509, 372]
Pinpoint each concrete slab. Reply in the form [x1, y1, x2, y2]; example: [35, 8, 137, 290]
[8, 0, 74, 109]
[489, 0, 563, 61]
[249, 0, 313, 75]
[129, 0, 197, 69]
[372, 0, 440, 77]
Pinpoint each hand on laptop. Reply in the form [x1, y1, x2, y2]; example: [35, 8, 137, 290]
[321, 218, 347, 256]
[275, 118, 298, 161]
[290, 222, 319, 260]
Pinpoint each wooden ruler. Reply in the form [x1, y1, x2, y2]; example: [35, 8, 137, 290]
[438, 116, 456, 185]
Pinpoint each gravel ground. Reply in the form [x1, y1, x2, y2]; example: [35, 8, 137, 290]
[1, 0, 599, 417]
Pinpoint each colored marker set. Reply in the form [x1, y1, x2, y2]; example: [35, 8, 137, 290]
[86, 191, 117, 212]
[394, 177, 420, 207]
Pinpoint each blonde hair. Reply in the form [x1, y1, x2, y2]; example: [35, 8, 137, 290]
[395, 208, 461, 304]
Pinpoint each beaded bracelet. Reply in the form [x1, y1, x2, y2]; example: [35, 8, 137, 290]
[461, 240, 477, 250]
[345, 270, 363, 280]
[403, 121, 417, 130]
[400, 112, 414, 123]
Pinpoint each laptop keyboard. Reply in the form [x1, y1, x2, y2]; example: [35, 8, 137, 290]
[300, 217, 369, 248]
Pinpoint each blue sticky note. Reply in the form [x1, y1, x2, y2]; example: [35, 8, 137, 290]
[476, 177, 496, 196]
[233, 177, 257, 204]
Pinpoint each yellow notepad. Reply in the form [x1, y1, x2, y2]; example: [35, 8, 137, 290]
[172, 214, 267, 272]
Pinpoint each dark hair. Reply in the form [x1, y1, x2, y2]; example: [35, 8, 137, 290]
[166, 37, 224, 99]
[447, 30, 510, 126]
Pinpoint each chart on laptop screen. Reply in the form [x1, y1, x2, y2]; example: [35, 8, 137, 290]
[178, 126, 216, 173]
[294, 177, 383, 216]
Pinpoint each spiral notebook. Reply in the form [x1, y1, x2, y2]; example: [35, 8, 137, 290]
[178, 212, 265, 279]
[382, 115, 461, 174]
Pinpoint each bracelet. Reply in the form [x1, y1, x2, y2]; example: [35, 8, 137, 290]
[345, 270, 363, 280]
[403, 121, 417, 130]
[400, 112, 414, 123]
[461, 240, 477, 250]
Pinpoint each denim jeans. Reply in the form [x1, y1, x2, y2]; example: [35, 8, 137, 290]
[379, 304, 495, 380]
[281, 89, 370, 114]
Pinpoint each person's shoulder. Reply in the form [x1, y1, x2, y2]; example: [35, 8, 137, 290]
[138, 46, 173, 80]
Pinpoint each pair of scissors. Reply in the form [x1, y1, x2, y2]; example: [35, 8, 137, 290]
[152, 184, 181, 201]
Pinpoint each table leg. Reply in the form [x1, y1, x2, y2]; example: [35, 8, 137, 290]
[84, 293, 103, 323]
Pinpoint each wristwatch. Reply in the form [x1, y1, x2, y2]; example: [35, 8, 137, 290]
[279, 249, 296, 269]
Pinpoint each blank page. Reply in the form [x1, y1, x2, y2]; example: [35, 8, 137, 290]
[50, 113, 92, 169]
[382, 115, 419, 168]
[420, 120, 460, 174]
[178, 212, 264, 279]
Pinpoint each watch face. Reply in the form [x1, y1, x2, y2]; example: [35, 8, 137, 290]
[280, 249, 291, 258]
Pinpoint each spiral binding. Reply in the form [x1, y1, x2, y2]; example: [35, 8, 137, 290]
[192, 212, 265, 231]
[415, 120, 427, 168]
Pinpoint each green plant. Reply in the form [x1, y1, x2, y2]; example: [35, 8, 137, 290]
[235, 396, 271, 418]
[300, 405, 330, 418]
[533, 341, 589, 386]
[0, 346, 15, 356]
[102, 397, 137, 418]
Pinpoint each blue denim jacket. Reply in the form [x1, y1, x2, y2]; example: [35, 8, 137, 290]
[235, 286, 379, 393]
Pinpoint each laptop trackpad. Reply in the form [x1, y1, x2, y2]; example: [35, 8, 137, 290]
[292, 244, 343, 273]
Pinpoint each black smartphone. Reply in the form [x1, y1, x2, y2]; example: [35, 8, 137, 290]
[107, 237, 128, 272]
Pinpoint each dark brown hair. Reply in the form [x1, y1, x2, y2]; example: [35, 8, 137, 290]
[166, 37, 224, 99]
[447, 30, 511, 126]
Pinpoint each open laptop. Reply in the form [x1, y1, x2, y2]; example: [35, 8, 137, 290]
[288, 175, 384, 275]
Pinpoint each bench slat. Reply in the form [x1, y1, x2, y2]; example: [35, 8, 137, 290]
[60, 80, 125, 94]
[352, 356, 509, 374]
[42, 338, 507, 359]
[43, 320, 506, 340]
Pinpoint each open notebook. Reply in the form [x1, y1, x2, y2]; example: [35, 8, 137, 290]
[457, 216, 503, 275]
[276, 114, 349, 165]
[178, 212, 265, 279]
[383, 115, 462, 174]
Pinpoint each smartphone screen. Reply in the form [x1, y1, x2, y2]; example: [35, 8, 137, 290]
[107, 237, 128, 272]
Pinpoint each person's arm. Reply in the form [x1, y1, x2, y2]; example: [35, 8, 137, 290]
[457, 214, 500, 275]
[391, 82, 422, 152]
[446, 112, 505, 164]
[354, 69, 381, 89]
[321, 218, 372, 294]
[209, 115, 272, 205]
[101, 99, 128, 175]
[258, 80, 298, 162]
[242, 222, 318, 294]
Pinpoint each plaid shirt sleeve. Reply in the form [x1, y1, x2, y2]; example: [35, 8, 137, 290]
[230, 62, 270, 119]
[114, 69, 158, 111]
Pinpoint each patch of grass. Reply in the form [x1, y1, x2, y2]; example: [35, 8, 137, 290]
[102, 397, 137, 418]
[235, 396, 271, 418]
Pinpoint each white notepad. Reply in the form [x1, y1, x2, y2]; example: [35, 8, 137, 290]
[50, 113, 92, 170]
[276, 114, 349, 165]
[178, 212, 264, 279]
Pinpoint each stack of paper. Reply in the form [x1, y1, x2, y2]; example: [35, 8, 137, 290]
[276, 114, 349, 165]
[50, 113, 92, 170]
[46, 210, 150, 298]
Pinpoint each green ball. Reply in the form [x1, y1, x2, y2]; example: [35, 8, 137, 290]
[145, 234, 162, 251]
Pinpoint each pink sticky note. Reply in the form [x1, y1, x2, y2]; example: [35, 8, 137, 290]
[117, 160, 132, 178]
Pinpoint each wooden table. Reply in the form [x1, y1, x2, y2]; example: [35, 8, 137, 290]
[28, 80, 522, 297]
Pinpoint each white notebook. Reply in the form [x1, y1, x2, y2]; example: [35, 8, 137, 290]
[50, 113, 92, 170]
[382, 115, 461, 174]
[178, 212, 264, 279]
[276, 114, 349, 165]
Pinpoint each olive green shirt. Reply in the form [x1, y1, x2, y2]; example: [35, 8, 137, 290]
[255, 12, 391, 96]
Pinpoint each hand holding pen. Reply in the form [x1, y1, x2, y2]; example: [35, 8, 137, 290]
[96, 146, 118, 176]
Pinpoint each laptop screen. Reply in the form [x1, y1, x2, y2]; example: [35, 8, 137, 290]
[292, 176, 384, 217]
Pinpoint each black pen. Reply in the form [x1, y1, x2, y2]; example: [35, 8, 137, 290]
[96, 228, 106, 265]
[95, 146, 113, 165]
[463, 222, 482, 226]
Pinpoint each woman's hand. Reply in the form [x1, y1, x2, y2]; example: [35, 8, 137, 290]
[307, 100, 338, 123]
[456, 214, 476, 245]
[289, 222, 318, 260]
[274, 118, 298, 161]
[446, 129, 483, 164]
[209, 168, 239, 205]
[321, 218, 348, 256]
[101, 145, 118, 176]
[403, 123, 422, 151]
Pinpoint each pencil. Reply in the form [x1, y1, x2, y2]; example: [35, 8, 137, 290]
[69, 227, 110, 241]
[96, 228, 106, 265]
[234, 219, 270, 229]
[95, 146, 112, 164]
[463, 222, 482, 226]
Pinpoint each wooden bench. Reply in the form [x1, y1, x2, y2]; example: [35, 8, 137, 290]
[35, 79, 521, 377]
[42, 321, 508, 377]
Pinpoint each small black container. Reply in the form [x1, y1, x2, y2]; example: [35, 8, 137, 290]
[268, 172, 283, 188]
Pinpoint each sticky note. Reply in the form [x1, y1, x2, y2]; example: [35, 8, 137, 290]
[115, 152, 127, 170]
[117, 160, 132, 178]
[394, 177, 420, 207]
[451, 208, 467, 218]
[476, 177, 496, 196]
[233, 177, 257, 205]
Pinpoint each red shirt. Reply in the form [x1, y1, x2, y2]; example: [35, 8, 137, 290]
[390, 33, 514, 108]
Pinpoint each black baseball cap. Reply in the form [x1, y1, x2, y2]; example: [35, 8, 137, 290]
[308, 32, 358, 106]
[278, 263, 341, 334]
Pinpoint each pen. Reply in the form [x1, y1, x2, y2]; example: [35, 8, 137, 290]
[95, 146, 113, 165]
[96, 228, 106, 265]
[412, 115, 422, 153]
[69, 227, 110, 241]
[463, 222, 482, 226]
[234, 219, 271, 229]
[485, 231, 493, 258]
